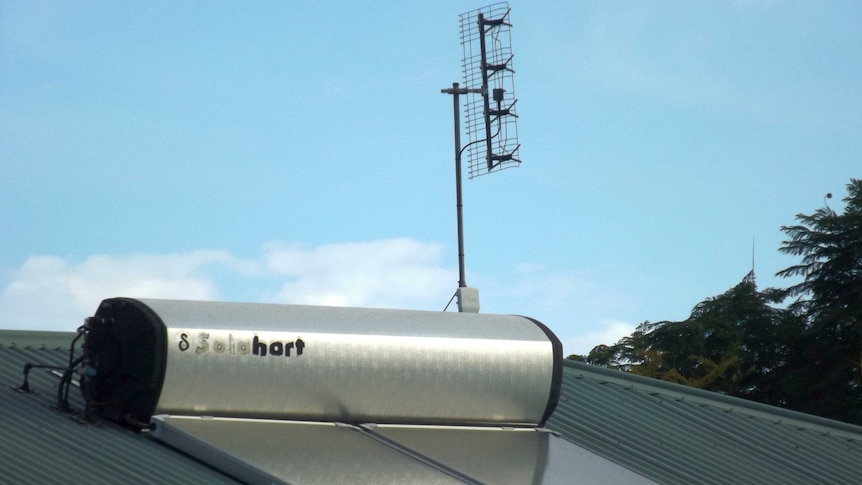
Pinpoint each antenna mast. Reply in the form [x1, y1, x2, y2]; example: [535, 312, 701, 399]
[441, 3, 521, 312]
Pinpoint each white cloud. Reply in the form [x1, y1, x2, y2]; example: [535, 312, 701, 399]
[262, 239, 453, 308]
[484, 263, 637, 321]
[0, 251, 230, 330]
[562, 320, 636, 358]
[0, 239, 454, 331]
[0, 240, 642, 356]
[480, 263, 644, 357]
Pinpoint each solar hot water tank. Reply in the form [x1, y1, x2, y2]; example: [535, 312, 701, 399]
[81, 297, 563, 428]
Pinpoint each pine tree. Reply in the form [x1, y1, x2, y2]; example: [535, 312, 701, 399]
[776, 179, 862, 423]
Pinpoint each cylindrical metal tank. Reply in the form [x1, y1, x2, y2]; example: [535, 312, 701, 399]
[82, 297, 562, 428]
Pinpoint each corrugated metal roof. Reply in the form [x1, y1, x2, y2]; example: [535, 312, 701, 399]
[544, 360, 862, 485]
[3, 330, 862, 484]
[0, 332, 242, 485]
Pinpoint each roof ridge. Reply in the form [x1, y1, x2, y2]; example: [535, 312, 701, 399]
[0, 330, 79, 350]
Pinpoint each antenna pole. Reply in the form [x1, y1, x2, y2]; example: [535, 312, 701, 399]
[454, 86, 468, 289]
[442, 82, 468, 288]
[442, 83, 482, 312]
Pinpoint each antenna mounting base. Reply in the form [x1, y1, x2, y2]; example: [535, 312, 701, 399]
[456, 287, 480, 313]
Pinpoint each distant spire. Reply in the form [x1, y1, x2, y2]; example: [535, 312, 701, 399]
[751, 236, 755, 274]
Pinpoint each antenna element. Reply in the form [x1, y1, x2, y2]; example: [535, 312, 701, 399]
[460, 3, 521, 178]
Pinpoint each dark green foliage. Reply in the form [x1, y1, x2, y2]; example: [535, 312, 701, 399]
[580, 273, 801, 404]
[575, 178, 862, 425]
[774, 178, 862, 424]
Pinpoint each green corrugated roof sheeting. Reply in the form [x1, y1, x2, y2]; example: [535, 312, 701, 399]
[544, 360, 862, 485]
[0, 338, 242, 485]
[2, 331, 862, 484]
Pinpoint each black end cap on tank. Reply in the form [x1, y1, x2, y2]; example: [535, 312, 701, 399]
[521, 316, 564, 427]
[82, 298, 167, 428]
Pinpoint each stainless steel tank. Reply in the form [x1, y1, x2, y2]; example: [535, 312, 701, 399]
[82, 297, 562, 428]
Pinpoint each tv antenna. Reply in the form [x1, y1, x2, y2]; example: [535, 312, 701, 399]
[441, 3, 521, 313]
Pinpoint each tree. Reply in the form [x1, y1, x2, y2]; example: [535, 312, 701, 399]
[775, 179, 862, 423]
[575, 178, 862, 424]
[579, 272, 800, 402]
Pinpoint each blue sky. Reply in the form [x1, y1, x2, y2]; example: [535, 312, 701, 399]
[2, 1, 860, 355]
